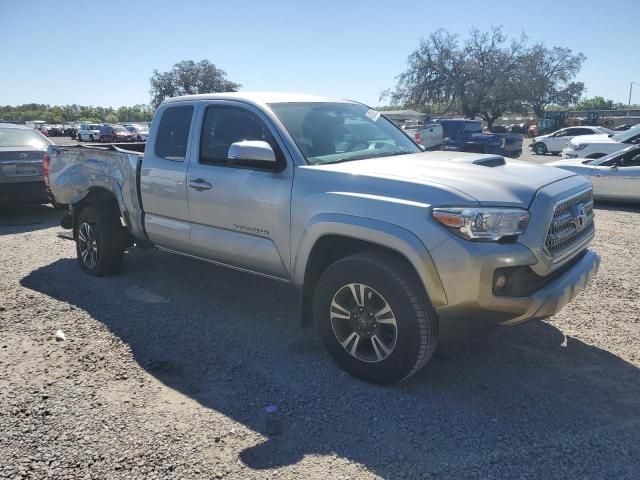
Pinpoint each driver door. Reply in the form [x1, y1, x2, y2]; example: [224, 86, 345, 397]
[548, 129, 572, 152]
[185, 102, 293, 280]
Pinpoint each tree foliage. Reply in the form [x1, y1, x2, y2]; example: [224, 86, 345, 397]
[574, 96, 614, 111]
[519, 44, 585, 117]
[0, 103, 153, 124]
[149, 60, 241, 109]
[390, 27, 587, 128]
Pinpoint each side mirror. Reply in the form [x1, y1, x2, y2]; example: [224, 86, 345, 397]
[228, 140, 276, 163]
[610, 164, 619, 169]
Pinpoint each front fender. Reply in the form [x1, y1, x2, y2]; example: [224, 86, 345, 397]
[292, 213, 447, 308]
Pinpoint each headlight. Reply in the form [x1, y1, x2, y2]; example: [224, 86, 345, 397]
[432, 207, 530, 241]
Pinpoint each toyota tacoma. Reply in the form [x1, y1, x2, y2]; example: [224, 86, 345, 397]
[46, 93, 600, 384]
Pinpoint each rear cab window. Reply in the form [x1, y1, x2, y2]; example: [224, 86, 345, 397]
[155, 105, 194, 161]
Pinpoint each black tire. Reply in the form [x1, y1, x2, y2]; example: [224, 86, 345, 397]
[137, 135, 142, 142]
[534, 142, 547, 155]
[89, 134, 94, 142]
[313, 251, 438, 384]
[75, 205, 125, 276]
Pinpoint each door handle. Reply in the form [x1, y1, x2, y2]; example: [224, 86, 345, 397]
[189, 178, 213, 191]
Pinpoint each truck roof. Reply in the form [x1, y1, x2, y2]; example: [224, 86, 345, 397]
[162, 91, 353, 105]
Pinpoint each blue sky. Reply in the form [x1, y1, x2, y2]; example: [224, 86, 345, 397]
[1, 0, 638, 108]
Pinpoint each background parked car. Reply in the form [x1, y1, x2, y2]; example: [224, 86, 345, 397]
[562, 125, 640, 160]
[99, 125, 135, 143]
[436, 119, 523, 158]
[403, 123, 443, 150]
[125, 124, 149, 142]
[77, 123, 102, 142]
[548, 144, 640, 203]
[0, 123, 53, 205]
[531, 126, 614, 155]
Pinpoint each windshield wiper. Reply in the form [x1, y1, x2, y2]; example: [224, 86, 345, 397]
[327, 151, 412, 164]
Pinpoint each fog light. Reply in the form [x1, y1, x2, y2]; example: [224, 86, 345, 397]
[494, 274, 507, 290]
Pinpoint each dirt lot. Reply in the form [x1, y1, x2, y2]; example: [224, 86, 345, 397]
[1, 140, 639, 479]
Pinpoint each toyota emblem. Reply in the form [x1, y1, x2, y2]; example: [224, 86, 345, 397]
[572, 204, 588, 231]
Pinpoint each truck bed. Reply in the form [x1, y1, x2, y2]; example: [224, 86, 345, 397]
[47, 143, 147, 241]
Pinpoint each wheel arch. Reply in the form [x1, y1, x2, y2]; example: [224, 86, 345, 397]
[71, 187, 124, 240]
[295, 214, 447, 327]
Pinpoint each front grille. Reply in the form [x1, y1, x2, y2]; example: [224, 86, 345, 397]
[544, 189, 595, 260]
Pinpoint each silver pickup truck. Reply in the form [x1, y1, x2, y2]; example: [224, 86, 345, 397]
[47, 92, 600, 384]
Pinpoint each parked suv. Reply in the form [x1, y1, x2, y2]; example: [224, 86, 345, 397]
[99, 125, 135, 143]
[77, 123, 102, 142]
[531, 126, 614, 155]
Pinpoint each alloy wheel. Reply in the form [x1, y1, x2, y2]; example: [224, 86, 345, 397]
[78, 222, 98, 269]
[330, 283, 398, 363]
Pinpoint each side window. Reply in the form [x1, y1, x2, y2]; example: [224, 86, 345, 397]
[199, 106, 285, 170]
[624, 153, 640, 167]
[575, 128, 593, 136]
[155, 105, 194, 161]
[555, 129, 567, 137]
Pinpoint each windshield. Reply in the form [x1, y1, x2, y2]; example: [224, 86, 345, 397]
[114, 126, 127, 132]
[612, 126, 640, 142]
[589, 146, 640, 165]
[89, 124, 101, 130]
[268, 102, 420, 165]
[0, 128, 51, 148]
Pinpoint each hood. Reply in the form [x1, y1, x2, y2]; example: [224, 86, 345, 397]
[311, 151, 576, 207]
[570, 133, 615, 145]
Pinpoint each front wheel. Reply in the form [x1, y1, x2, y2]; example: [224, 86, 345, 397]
[534, 142, 548, 155]
[313, 252, 438, 384]
[76, 205, 125, 276]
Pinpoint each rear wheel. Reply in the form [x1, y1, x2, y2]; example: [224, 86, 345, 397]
[76, 205, 125, 276]
[313, 252, 438, 384]
[534, 142, 547, 155]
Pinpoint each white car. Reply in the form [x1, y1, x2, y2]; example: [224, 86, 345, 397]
[77, 123, 102, 142]
[548, 145, 640, 203]
[562, 125, 640, 160]
[531, 126, 613, 155]
[126, 125, 149, 142]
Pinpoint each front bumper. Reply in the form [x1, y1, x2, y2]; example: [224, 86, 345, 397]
[508, 249, 599, 324]
[430, 231, 600, 334]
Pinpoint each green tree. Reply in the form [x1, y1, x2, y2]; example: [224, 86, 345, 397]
[388, 28, 586, 128]
[575, 96, 614, 111]
[149, 59, 241, 109]
[519, 44, 585, 118]
[390, 27, 527, 130]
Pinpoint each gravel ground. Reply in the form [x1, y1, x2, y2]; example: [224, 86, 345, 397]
[1, 139, 639, 479]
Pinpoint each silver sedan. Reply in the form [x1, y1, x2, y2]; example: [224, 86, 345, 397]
[548, 145, 640, 203]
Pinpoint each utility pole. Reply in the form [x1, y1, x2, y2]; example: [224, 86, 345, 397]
[628, 82, 634, 117]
